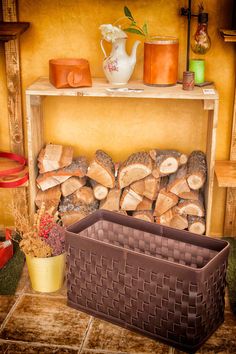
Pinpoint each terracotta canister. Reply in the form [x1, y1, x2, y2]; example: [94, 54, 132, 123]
[49, 58, 92, 88]
[143, 37, 179, 86]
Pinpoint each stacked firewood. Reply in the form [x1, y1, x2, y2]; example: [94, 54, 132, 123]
[35, 144, 207, 234]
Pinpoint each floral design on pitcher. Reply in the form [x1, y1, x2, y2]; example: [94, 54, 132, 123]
[104, 58, 119, 73]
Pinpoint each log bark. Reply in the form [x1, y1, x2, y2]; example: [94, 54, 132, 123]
[118, 152, 152, 189]
[90, 179, 109, 200]
[87, 150, 115, 188]
[136, 197, 153, 211]
[61, 176, 86, 197]
[133, 211, 154, 223]
[35, 185, 61, 213]
[150, 149, 188, 178]
[100, 188, 121, 211]
[187, 151, 207, 190]
[167, 165, 190, 196]
[176, 198, 205, 217]
[153, 188, 178, 216]
[130, 175, 159, 200]
[188, 215, 206, 235]
[59, 196, 99, 214]
[38, 144, 74, 173]
[120, 188, 143, 211]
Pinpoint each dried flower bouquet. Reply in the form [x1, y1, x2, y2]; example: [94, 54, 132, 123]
[12, 202, 65, 258]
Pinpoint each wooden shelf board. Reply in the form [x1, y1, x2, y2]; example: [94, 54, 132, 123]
[26, 77, 219, 100]
[215, 160, 236, 187]
[0, 22, 29, 41]
[219, 29, 236, 42]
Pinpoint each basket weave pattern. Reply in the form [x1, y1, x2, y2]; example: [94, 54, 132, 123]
[66, 212, 229, 352]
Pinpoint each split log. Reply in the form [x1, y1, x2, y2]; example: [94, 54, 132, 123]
[178, 190, 199, 200]
[60, 211, 88, 226]
[36, 156, 88, 191]
[75, 186, 95, 205]
[100, 188, 121, 211]
[136, 197, 153, 211]
[188, 216, 206, 235]
[187, 151, 207, 190]
[176, 198, 205, 217]
[38, 157, 88, 177]
[155, 209, 173, 226]
[38, 144, 73, 173]
[36, 175, 70, 191]
[90, 179, 109, 200]
[120, 188, 143, 211]
[153, 188, 178, 216]
[170, 211, 188, 230]
[118, 152, 152, 189]
[130, 175, 159, 200]
[155, 207, 188, 230]
[87, 150, 115, 188]
[167, 165, 190, 196]
[150, 149, 188, 178]
[61, 176, 86, 197]
[133, 211, 154, 223]
[35, 185, 61, 212]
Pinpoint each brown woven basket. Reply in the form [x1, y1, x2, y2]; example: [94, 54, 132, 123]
[65, 210, 229, 353]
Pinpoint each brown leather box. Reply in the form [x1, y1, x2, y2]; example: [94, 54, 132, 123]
[49, 58, 92, 88]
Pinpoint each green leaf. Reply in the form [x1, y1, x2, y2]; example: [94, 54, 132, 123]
[124, 6, 134, 20]
[123, 28, 145, 36]
[142, 23, 148, 36]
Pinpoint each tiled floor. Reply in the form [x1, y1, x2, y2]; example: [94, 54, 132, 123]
[0, 265, 236, 354]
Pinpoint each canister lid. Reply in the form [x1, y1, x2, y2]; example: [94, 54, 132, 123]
[145, 36, 178, 44]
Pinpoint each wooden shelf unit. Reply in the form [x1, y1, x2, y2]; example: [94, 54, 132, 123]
[26, 77, 219, 235]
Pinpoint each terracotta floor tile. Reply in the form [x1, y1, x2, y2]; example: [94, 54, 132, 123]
[196, 311, 236, 354]
[0, 340, 79, 353]
[0, 295, 91, 347]
[83, 317, 169, 353]
[0, 296, 18, 326]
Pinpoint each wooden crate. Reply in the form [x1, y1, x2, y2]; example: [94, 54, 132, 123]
[25, 78, 219, 235]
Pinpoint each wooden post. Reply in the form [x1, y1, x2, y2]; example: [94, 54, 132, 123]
[3, 0, 24, 154]
[2, 0, 29, 221]
[204, 100, 218, 235]
[26, 95, 44, 220]
[224, 84, 236, 235]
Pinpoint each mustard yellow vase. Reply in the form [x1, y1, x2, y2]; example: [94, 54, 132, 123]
[26, 253, 65, 293]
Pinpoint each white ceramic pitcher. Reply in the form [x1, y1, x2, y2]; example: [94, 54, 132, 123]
[101, 37, 140, 85]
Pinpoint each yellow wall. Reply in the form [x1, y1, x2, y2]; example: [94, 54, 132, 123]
[0, 0, 235, 234]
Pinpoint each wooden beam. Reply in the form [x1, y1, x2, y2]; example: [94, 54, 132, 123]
[2, 0, 29, 221]
[0, 21, 29, 41]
